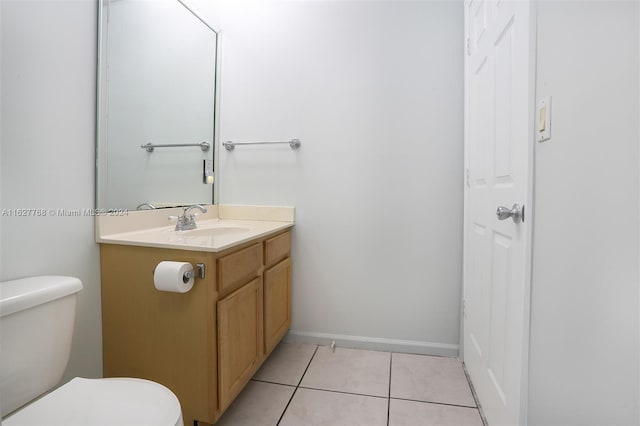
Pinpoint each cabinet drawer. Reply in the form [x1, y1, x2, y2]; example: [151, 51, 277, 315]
[218, 243, 262, 295]
[264, 232, 291, 268]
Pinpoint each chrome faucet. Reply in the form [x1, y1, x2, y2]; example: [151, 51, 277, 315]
[170, 204, 208, 231]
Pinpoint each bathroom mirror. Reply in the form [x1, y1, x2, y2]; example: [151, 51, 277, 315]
[96, 0, 219, 210]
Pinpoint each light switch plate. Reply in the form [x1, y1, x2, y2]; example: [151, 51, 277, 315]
[537, 96, 551, 142]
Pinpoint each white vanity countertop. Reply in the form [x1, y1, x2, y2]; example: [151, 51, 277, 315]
[96, 205, 294, 252]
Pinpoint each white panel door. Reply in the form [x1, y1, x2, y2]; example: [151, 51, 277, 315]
[463, 1, 533, 425]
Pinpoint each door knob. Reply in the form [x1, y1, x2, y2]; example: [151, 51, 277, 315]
[496, 204, 524, 224]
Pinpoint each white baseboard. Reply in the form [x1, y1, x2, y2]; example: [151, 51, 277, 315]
[285, 330, 459, 358]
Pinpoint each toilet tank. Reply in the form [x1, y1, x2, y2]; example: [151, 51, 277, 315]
[0, 276, 83, 417]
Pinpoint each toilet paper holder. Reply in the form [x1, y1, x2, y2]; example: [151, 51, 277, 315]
[153, 263, 206, 280]
[184, 263, 206, 280]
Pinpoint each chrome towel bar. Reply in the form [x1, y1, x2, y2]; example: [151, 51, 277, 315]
[141, 141, 210, 153]
[223, 138, 301, 151]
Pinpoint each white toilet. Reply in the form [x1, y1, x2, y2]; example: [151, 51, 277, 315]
[0, 276, 183, 426]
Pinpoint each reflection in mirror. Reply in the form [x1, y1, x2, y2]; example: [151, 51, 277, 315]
[96, 0, 218, 210]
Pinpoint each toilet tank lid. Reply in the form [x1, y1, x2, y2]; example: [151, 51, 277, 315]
[0, 276, 83, 318]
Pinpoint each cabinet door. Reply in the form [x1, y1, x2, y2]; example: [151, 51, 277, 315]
[264, 257, 292, 355]
[217, 277, 263, 411]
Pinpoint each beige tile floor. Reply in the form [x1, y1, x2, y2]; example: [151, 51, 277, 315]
[216, 342, 485, 426]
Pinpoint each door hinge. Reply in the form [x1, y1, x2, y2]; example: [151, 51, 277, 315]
[465, 37, 471, 56]
[466, 168, 470, 188]
[463, 300, 467, 320]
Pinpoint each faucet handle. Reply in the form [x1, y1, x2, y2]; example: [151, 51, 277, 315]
[183, 204, 208, 217]
[136, 202, 157, 210]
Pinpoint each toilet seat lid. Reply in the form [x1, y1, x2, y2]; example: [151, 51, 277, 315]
[3, 377, 183, 426]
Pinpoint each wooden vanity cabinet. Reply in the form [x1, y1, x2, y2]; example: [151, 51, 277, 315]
[100, 230, 292, 426]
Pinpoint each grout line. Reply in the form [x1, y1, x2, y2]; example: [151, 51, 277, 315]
[251, 378, 296, 387]
[387, 353, 392, 426]
[389, 396, 479, 410]
[276, 345, 319, 426]
[297, 385, 388, 400]
[276, 385, 298, 426]
[297, 345, 319, 387]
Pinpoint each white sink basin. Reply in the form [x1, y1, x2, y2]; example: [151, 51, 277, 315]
[176, 226, 251, 237]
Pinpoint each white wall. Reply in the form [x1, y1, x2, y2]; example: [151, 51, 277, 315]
[218, 1, 464, 354]
[188, 0, 221, 30]
[529, 2, 639, 424]
[0, 0, 102, 382]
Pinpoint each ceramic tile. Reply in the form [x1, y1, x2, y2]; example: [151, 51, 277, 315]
[279, 388, 388, 426]
[389, 398, 483, 426]
[300, 346, 391, 397]
[391, 353, 476, 407]
[215, 381, 294, 426]
[253, 342, 317, 386]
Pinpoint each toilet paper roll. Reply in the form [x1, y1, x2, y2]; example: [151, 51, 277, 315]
[153, 261, 194, 293]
